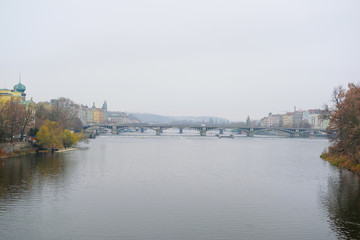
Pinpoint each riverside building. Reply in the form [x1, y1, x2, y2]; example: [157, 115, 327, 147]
[0, 79, 27, 103]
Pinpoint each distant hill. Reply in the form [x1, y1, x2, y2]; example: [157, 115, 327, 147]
[129, 113, 230, 124]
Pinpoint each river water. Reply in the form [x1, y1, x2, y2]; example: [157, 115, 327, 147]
[1, 134, 360, 239]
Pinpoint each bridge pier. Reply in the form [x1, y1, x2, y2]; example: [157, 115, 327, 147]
[294, 129, 300, 137]
[179, 128, 183, 134]
[112, 125, 117, 134]
[155, 127, 161, 136]
[200, 126, 207, 136]
[247, 128, 254, 137]
[89, 130, 97, 139]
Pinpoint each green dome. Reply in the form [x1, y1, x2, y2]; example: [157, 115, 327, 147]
[14, 81, 26, 93]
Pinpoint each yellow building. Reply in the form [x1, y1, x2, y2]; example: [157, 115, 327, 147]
[93, 108, 103, 123]
[0, 89, 22, 103]
[86, 103, 105, 124]
[0, 80, 27, 103]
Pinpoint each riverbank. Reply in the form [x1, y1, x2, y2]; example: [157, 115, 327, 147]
[320, 152, 360, 174]
[0, 142, 78, 159]
[0, 142, 36, 159]
[55, 147, 77, 153]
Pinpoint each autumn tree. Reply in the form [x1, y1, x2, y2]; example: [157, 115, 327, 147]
[62, 129, 78, 148]
[49, 98, 81, 131]
[0, 102, 6, 142]
[0, 100, 36, 141]
[36, 120, 64, 150]
[19, 102, 35, 140]
[2, 100, 26, 141]
[325, 83, 360, 163]
[75, 131, 87, 143]
[34, 101, 52, 129]
[34, 98, 83, 132]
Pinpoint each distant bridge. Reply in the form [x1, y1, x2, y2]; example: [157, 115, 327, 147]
[84, 123, 327, 137]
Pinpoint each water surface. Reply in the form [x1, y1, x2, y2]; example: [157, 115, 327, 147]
[1, 136, 359, 239]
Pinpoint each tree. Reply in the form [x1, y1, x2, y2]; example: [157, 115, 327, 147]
[71, 117, 84, 133]
[0, 102, 6, 142]
[62, 129, 78, 148]
[326, 83, 360, 163]
[2, 100, 24, 141]
[75, 131, 88, 143]
[320, 104, 331, 122]
[36, 120, 64, 150]
[34, 98, 83, 132]
[29, 128, 38, 137]
[19, 102, 35, 140]
[34, 101, 51, 129]
[49, 98, 81, 131]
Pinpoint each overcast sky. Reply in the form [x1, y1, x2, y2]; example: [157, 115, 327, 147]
[1, 0, 359, 121]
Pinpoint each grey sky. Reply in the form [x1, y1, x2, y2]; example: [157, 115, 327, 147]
[1, 0, 359, 121]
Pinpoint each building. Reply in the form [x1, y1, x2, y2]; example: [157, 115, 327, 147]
[259, 108, 329, 129]
[77, 100, 139, 125]
[304, 109, 329, 129]
[308, 109, 329, 129]
[93, 107, 103, 123]
[269, 113, 281, 127]
[260, 113, 282, 127]
[0, 79, 26, 103]
[302, 111, 311, 124]
[260, 116, 269, 127]
[78, 102, 106, 125]
[292, 111, 303, 128]
[281, 113, 293, 128]
[102, 101, 107, 119]
[106, 111, 132, 124]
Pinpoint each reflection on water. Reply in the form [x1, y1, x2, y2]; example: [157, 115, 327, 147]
[322, 169, 360, 239]
[0, 152, 70, 213]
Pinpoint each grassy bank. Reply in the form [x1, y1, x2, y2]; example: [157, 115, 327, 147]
[321, 152, 360, 174]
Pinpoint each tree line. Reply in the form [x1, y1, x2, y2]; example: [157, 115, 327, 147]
[0, 97, 85, 149]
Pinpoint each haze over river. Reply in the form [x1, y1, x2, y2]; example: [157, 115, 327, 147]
[1, 134, 360, 239]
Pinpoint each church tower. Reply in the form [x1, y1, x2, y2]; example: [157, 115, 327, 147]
[102, 100, 108, 122]
[102, 100, 108, 111]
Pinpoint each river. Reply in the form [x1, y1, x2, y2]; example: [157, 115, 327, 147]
[1, 135, 360, 239]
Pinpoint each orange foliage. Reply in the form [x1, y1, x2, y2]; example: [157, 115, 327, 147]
[327, 83, 360, 164]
